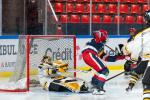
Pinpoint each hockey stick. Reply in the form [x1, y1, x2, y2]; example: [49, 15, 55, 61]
[105, 44, 129, 61]
[106, 71, 125, 81]
[105, 44, 123, 55]
[105, 44, 115, 52]
[106, 60, 143, 82]
[58, 68, 92, 73]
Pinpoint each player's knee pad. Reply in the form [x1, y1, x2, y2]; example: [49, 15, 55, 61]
[98, 68, 109, 76]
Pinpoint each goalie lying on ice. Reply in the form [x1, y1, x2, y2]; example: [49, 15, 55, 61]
[38, 55, 89, 93]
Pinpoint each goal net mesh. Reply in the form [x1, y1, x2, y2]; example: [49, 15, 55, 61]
[0, 35, 76, 92]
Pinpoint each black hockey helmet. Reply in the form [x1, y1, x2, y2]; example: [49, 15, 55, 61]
[144, 10, 150, 23]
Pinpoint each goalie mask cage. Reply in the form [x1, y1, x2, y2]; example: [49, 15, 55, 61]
[0, 35, 76, 92]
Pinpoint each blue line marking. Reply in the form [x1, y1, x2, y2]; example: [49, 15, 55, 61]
[0, 36, 18, 39]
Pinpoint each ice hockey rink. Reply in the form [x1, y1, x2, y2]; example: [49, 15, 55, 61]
[0, 70, 143, 100]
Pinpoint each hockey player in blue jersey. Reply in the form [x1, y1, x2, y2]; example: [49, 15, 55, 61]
[82, 29, 125, 95]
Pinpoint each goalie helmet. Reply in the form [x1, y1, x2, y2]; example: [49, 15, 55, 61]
[41, 55, 51, 64]
[93, 29, 108, 43]
[144, 10, 150, 24]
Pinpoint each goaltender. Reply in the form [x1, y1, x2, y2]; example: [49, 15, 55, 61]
[38, 55, 89, 93]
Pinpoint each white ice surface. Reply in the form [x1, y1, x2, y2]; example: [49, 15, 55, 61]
[0, 71, 143, 100]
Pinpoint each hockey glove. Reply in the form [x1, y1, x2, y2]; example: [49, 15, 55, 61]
[116, 55, 125, 60]
[118, 44, 124, 55]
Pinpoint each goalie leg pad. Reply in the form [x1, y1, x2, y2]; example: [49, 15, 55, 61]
[49, 82, 70, 92]
[48, 76, 90, 93]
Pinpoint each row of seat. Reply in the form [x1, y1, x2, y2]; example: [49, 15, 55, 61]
[54, 3, 150, 14]
[51, 0, 147, 3]
[59, 14, 143, 24]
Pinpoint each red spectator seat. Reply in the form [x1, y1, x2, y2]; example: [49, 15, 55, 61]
[75, 3, 84, 13]
[81, 15, 89, 23]
[97, 4, 107, 13]
[103, 0, 114, 2]
[136, 15, 144, 24]
[142, 5, 149, 13]
[70, 15, 80, 23]
[114, 15, 124, 23]
[54, 0, 67, 1]
[102, 15, 112, 23]
[114, 0, 125, 2]
[60, 15, 69, 23]
[136, 0, 146, 3]
[108, 4, 117, 14]
[125, 15, 135, 24]
[81, 0, 90, 2]
[66, 3, 74, 13]
[93, 0, 103, 2]
[130, 4, 140, 14]
[68, 0, 78, 2]
[54, 3, 63, 13]
[119, 4, 129, 14]
[86, 4, 96, 13]
[126, 0, 134, 3]
[92, 15, 101, 23]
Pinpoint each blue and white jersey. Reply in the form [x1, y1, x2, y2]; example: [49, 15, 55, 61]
[82, 39, 104, 55]
[82, 39, 117, 62]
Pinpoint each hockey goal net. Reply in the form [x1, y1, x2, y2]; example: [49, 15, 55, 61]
[0, 35, 76, 92]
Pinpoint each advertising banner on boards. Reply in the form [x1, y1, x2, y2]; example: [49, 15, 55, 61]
[0, 36, 128, 72]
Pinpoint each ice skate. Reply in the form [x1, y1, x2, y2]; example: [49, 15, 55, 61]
[92, 88, 105, 95]
[126, 83, 134, 92]
[124, 71, 131, 76]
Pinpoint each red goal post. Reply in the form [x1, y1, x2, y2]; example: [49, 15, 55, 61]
[0, 35, 76, 92]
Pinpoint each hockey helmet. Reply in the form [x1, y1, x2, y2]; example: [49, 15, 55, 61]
[128, 28, 137, 36]
[41, 55, 51, 63]
[93, 29, 108, 43]
[144, 10, 150, 23]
